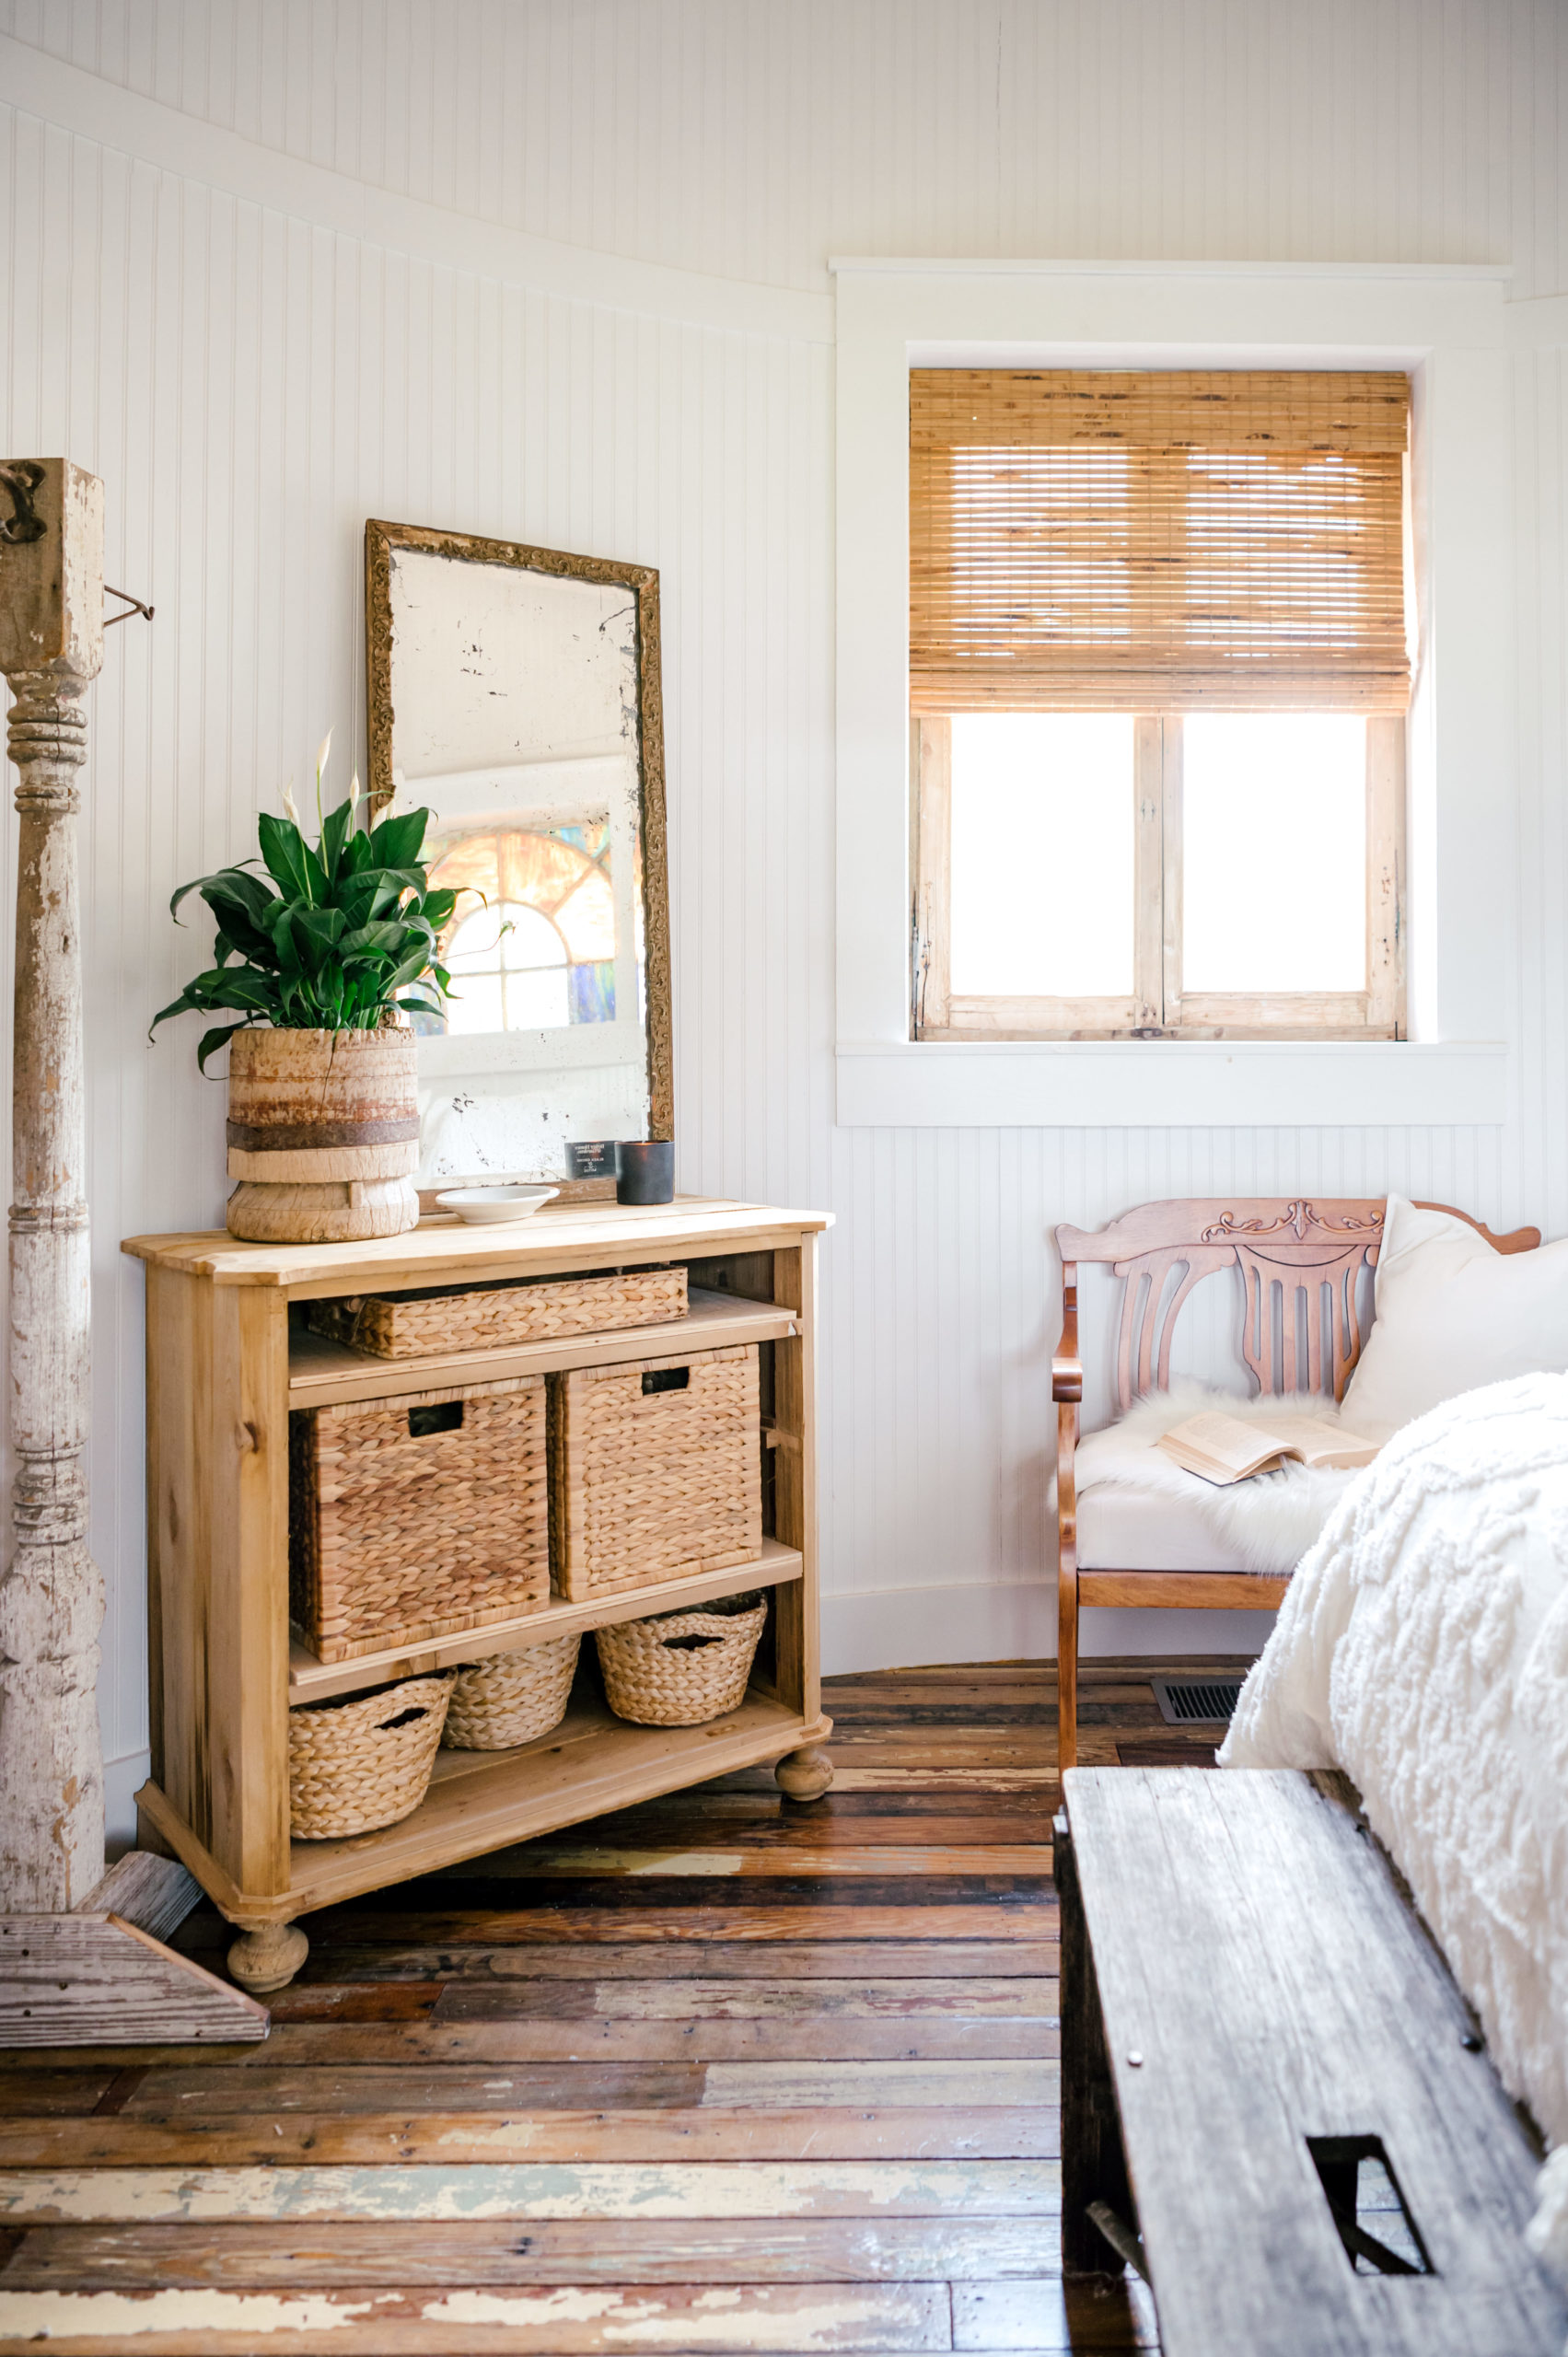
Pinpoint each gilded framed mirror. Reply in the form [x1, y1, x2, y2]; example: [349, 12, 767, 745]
[365, 520, 672, 1197]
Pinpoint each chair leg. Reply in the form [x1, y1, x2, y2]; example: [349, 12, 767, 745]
[1058, 1565, 1079, 1772]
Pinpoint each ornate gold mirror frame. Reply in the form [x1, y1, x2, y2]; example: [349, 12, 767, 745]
[365, 519, 673, 1186]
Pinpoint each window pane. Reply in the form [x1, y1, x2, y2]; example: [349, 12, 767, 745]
[1181, 714, 1366, 993]
[948, 714, 1134, 997]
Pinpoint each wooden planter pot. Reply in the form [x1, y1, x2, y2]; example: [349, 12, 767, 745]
[226, 1025, 420, 1243]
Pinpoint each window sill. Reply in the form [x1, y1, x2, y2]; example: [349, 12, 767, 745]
[835, 1039, 1508, 1129]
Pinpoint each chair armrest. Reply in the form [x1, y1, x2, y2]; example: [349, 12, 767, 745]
[1053, 1271, 1082, 1403]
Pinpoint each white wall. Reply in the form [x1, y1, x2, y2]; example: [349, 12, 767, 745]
[1, 1, 1565, 1835]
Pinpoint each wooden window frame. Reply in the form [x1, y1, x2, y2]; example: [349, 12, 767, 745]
[912, 714, 1405, 1043]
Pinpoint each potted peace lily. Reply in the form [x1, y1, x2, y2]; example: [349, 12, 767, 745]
[152, 735, 457, 1242]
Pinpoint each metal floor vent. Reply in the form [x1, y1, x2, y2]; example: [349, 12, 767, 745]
[1152, 1677, 1245, 1726]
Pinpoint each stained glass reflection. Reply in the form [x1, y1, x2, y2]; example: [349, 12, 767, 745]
[423, 823, 617, 1034]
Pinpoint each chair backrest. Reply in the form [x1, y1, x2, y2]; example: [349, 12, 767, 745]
[1056, 1197, 1539, 1411]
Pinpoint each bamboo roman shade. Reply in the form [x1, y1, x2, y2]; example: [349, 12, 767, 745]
[910, 369, 1411, 714]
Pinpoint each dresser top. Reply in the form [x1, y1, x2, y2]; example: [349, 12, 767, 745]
[122, 1195, 832, 1292]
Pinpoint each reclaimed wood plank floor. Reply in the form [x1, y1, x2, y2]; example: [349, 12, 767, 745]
[0, 1656, 1241, 2355]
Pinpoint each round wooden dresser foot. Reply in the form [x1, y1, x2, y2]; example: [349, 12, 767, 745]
[227, 1920, 308, 1993]
[774, 1744, 834, 1802]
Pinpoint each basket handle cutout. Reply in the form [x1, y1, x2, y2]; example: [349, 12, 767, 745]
[642, 1366, 690, 1397]
[378, 1702, 435, 1729]
[409, 1399, 464, 1438]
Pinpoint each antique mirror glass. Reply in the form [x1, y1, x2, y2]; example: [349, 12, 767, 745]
[366, 523, 671, 1192]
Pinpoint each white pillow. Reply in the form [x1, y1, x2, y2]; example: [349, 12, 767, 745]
[1340, 1195, 1568, 1437]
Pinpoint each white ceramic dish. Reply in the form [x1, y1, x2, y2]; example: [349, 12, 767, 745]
[436, 1185, 561, 1225]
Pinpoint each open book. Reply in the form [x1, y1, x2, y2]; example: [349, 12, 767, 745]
[1156, 1411, 1380, 1487]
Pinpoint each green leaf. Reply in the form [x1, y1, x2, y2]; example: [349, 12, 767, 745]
[339, 828, 374, 877]
[296, 906, 348, 959]
[195, 1021, 250, 1075]
[202, 892, 277, 966]
[148, 988, 204, 1039]
[169, 860, 267, 924]
[268, 904, 304, 978]
[359, 865, 429, 908]
[383, 948, 435, 993]
[368, 807, 431, 871]
[256, 812, 316, 904]
[319, 798, 355, 885]
[423, 889, 459, 927]
[336, 920, 407, 959]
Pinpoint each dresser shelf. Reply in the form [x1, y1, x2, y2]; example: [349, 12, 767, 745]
[123, 1197, 832, 1980]
[286, 1285, 797, 1408]
[287, 1536, 805, 1704]
[137, 1679, 814, 1923]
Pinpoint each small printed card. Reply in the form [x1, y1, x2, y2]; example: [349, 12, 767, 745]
[566, 1140, 619, 1180]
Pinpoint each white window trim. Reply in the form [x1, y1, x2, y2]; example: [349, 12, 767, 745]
[831, 260, 1515, 1128]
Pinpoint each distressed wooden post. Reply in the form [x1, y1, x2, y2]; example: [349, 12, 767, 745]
[0, 459, 106, 1910]
[0, 461, 267, 2043]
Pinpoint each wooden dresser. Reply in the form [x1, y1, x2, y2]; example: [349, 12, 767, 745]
[122, 1197, 832, 1991]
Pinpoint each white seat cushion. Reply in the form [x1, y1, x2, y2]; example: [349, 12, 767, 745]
[1071, 1384, 1356, 1578]
[1078, 1477, 1259, 1572]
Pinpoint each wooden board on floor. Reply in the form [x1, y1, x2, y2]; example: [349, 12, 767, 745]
[0, 1917, 268, 2049]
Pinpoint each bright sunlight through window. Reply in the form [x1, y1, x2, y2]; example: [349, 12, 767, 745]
[1181, 715, 1366, 993]
[949, 714, 1135, 998]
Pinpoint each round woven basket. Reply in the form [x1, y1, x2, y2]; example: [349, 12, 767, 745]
[289, 1671, 454, 1840]
[596, 1593, 767, 1727]
[443, 1632, 581, 1750]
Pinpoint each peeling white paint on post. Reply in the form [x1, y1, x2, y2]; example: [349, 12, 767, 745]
[0, 2158, 1059, 2223]
[0, 459, 107, 1912]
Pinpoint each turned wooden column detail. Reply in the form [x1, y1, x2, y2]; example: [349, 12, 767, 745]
[0, 460, 106, 1910]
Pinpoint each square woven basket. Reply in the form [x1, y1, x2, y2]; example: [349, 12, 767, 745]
[307, 1267, 688, 1359]
[549, 1343, 762, 1602]
[289, 1374, 550, 1661]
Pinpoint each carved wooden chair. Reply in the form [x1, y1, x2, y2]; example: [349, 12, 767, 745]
[1052, 1197, 1541, 1769]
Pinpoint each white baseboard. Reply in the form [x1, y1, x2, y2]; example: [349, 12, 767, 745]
[821, 1579, 1274, 1676]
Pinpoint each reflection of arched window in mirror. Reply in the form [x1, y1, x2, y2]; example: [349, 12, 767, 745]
[421, 824, 617, 1035]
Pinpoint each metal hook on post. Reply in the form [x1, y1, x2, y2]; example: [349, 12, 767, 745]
[103, 585, 154, 628]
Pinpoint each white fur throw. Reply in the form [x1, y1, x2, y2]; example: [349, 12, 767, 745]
[1073, 1380, 1361, 1573]
[1221, 1373, 1568, 2310]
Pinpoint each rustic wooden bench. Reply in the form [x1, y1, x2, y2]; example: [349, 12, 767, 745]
[1054, 1767, 1567, 2357]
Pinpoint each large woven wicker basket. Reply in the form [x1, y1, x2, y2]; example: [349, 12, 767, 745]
[596, 1593, 767, 1726]
[443, 1632, 582, 1750]
[289, 1373, 550, 1661]
[289, 1672, 454, 1840]
[550, 1343, 762, 1602]
[307, 1267, 688, 1359]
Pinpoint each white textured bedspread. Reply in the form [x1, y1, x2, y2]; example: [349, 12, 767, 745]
[1221, 1373, 1568, 2276]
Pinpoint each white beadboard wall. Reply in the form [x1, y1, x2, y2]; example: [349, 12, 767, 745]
[0, 2, 1565, 1836]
